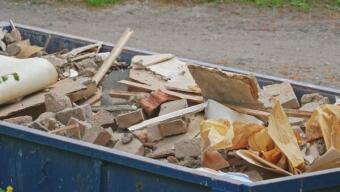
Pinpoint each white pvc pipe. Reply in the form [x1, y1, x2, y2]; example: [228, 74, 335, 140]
[0, 55, 58, 105]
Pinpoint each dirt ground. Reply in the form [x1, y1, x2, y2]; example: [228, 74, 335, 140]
[0, 0, 339, 89]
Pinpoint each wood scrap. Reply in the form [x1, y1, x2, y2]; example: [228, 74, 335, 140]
[131, 53, 174, 68]
[61, 43, 102, 59]
[118, 80, 204, 103]
[93, 28, 133, 85]
[9, 19, 22, 42]
[128, 102, 207, 131]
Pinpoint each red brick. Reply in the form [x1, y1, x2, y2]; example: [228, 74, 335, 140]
[139, 90, 172, 115]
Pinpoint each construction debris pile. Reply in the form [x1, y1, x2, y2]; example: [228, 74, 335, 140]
[1, 23, 340, 183]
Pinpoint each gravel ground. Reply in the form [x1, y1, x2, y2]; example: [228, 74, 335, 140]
[0, 0, 339, 89]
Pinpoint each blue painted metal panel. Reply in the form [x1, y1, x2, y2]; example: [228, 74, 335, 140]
[0, 21, 340, 191]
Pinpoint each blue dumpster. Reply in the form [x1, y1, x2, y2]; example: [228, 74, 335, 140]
[0, 21, 339, 192]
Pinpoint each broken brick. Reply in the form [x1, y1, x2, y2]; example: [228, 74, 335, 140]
[139, 90, 172, 116]
[174, 138, 201, 159]
[56, 104, 93, 125]
[44, 92, 72, 113]
[116, 109, 145, 130]
[202, 151, 230, 170]
[3, 116, 32, 125]
[159, 119, 188, 137]
[159, 99, 188, 116]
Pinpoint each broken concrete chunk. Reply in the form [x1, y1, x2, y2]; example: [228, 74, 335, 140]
[90, 109, 115, 128]
[147, 149, 175, 159]
[28, 112, 58, 131]
[178, 156, 201, 168]
[93, 131, 113, 146]
[56, 104, 93, 125]
[158, 119, 188, 137]
[67, 117, 91, 139]
[174, 138, 201, 159]
[159, 99, 188, 116]
[44, 92, 72, 113]
[114, 138, 144, 156]
[82, 126, 103, 144]
[301, 93, 329, 105]
[3, 116, 32, 125]
[260, 82, 299, 109]
[139, 90, 172, 116]
[116, 109, 145, 130]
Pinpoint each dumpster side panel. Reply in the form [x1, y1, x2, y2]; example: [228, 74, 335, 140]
[101, 164, 211, 192]
[0, 134, 102, 192]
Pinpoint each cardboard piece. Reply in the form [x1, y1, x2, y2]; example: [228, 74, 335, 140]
[267, 100, 304, 174]
[305, 105, 340, 150]
[188, 65, 262, 108]
[0, 79, 86, 118]
[307, 147, 340, 172]
[201, 100, 264, 151]
[236, 150, 293, 176]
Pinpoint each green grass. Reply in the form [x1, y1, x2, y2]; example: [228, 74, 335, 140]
[80, 0, 340, 10]
[203, 0, 340, 11]
[85, 0, 121, 6]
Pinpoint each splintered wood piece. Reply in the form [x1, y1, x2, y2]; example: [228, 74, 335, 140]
[118, 80, 204, 103]
[93, 28, 133, 85]
[9, 19, 22, 42]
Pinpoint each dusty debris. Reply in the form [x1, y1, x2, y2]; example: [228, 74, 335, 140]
[301, 93, 329, 105]
[174, 138, 201, 159]
[114, 137, 144, 156]
[3, 116, 32, 125]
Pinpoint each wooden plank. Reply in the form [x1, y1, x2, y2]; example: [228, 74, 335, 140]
[93, 28, 133, 85]
[128, 102, 207, 131]
[118, 80, 204, 103]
